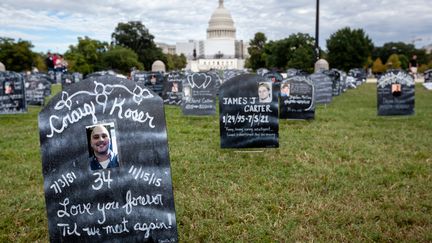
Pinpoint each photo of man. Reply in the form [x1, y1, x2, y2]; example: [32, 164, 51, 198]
[280, 83, 290, 97]
[258, 82, 272, 103]
[87, 124, 119, 170]
[391, 83, 402, 97]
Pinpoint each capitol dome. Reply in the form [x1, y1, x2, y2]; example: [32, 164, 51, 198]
[207, 0, 236, 40]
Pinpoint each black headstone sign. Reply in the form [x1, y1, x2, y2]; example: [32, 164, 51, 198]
[223, 69, 246, 83]
[72, 72, 83, 83]
[219, 74, 279, 148]
[0, 71, 27, 114]
[309, 72, 333, 104]
[424, 69, 432, 83]
[263, 71, 283, 84]
[61, 73, 75, 90]
[349, 68, 367, 86]
[256, 68, 269, 76]
[323, 69, 341, 96]
[39, 77, 178, 242]
[181, 72, 217, 115]
[132, 72, 165, 97]
[377, 70, 415, 116]
[25, 74, 52, 106]
[162, 72, 184, 105]
[279, 75, 315, 120]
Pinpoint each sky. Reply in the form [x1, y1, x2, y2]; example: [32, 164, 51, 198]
[1, 0, 431, 54]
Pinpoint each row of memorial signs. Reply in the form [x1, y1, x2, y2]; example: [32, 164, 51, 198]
[0, 71, 86, 114]
[35, 68, 416, 241]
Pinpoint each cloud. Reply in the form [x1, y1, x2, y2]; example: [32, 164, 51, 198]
[1, 0, 431, 53]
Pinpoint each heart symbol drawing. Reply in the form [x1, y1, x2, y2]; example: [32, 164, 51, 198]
[187, 73, 212, 89]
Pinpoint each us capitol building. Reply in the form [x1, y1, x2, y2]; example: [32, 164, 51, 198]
[157, 0, 249, 71]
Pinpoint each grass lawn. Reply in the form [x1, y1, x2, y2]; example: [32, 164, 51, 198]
[0, 83, 431, 242]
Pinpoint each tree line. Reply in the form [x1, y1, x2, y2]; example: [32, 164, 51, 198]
[246, 27, 432, 74]
[1, 22, 431, 75]
[0, 21, 187, 75]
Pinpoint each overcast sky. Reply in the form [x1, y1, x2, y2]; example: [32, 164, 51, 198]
[1, 0, 431, 54]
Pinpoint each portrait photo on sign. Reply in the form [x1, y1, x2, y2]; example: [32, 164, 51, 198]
[183, 86, 191, 99]
[86, 122, 120, 171]
[171, 82, 179, 93]
[281, 83, 290, 97]
[4, 81, 14, 94]
[391, 83, 402, 96]
[258, 82, 272, 103]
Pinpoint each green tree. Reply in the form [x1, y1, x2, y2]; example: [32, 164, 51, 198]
[64, 36, 108, 75]
[326, 27, 374, 72]
[111, 21, 166, 70]
[372, 58, 386, 74]
[264, 33, 315, 72]
[101, 46, 143, 75]
[165, 53, 187, 71]
[246, 32, 267, 70]
[386, 54, 401, 69]
[372, 42, 415, 66]
[398, 54, 409, 70]
[34, 53, 47, 72]
[0, 37, 37, 72]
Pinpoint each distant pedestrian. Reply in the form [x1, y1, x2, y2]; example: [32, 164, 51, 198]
[409, 55, 418, 79]
[45, 52, 54, 72]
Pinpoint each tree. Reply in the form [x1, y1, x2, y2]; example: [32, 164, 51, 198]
[101, 46, 143, 75]
[64, 36, 108, 75]
[165, 53, 187, 71]
[386, 54, 401, 69]
[246, 32, 267, 70]
[264, 33, 315, 72]
[326, 27, 374, 72]
[372, 58, 386, 74]
[0, 37, 37, 72]
[112, 21, 166, 70]
[372, 42, 415, 66]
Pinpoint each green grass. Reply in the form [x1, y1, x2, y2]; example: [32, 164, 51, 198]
[1, 83, 431, 242]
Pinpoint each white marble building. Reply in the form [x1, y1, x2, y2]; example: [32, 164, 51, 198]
[172, 0, 248, 71]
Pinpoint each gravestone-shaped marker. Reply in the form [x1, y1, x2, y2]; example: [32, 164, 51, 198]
[39, 76, 178, 242]
[349, 68, 367, 86]
[423, 70, 432, 90]
[162, 72, 184, 105]
[85, 70, 128, 81]
[133, 72, 165, 97]
[256, 68, 269, 76]
[223, 69, 246, 83]
[0, 71, 27, 114]
[424, 69, 432, 83]
[207, 70, 223, 93]
[324, 69, 341, 96]
[279, 75, 315, 120]
[25, 74, 52, 105]
[61, 73, 75, 90]
[181, 72, 217, 115]
[219, 74, 279, 148]
[309, 72, 333, 104]
[72, 72, 83, 83]
[263, 71, 283, 84]
[338, 70, 347, 93]
[377, 70, 415, 116]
